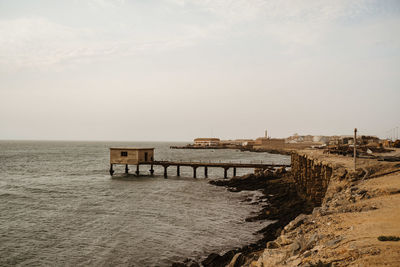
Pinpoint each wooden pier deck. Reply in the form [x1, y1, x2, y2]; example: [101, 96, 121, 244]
[110, 160, 290, 178]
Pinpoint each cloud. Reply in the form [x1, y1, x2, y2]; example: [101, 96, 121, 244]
[83, 0, 126, 9]
[0, 17, 101, 69]
[0, 0, 398, 70]
[0, 17, 203, 70]
[165, 0, 399, 46]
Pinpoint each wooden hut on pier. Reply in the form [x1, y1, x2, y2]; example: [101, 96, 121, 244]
[109, 148, 154, 175]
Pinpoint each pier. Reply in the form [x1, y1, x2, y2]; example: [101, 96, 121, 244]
[153, 161, 289, 178]
[110, 160, 290, 178]
[108, 147, 290, 178]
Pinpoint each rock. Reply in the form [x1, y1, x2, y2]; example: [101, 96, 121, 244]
[172, 258, 199, 267]
[267, 241, 280, 249]
[275, 227, 283, 237]
[291, 257, 302, 266]
[276, 234, 293, 246]
[290, 240, 301, 255]
[227, 253, 244, 267]
[303, 233, 319, 251]
[312, 207, 321, 216]
[325, 236, 344, 247]
[263, 169, 274, 177]
[311, 245, 324, 252]
[358, 189, 367, 195]
[303, 250, 312, 258]
[275, 167, 287, 175]
[261, 249, 287, 267]
[336, 186, 343, 193]
[285, 214, 308, 231]
[255, 257, 263, 267]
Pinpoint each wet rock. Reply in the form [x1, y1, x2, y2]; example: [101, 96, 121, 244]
[201, 253, 220, 267]
[276, 167, 287, 175]
[172, 259, 199, 267]
[263, 169, 274, 177]
[275, 227, 283, 237]
[227, 253, 244, 267]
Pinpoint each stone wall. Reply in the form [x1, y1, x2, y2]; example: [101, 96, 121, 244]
[291, 152, 333, 206]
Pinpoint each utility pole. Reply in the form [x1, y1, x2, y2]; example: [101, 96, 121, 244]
[354, 128, 357, 171]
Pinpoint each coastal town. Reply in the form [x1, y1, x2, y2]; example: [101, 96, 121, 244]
[173, 130, 400, 157]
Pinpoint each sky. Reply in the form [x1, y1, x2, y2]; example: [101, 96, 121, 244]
[0, 0, 399, 141]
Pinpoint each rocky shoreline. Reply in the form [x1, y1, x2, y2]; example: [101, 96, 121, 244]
[172, 149, 400, 266]
[172, 167, 315, 267]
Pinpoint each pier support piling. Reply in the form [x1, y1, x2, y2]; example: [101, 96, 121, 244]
[204, 166, 208, 178]
[233, 167, 236, 177]
[109, 164, 114, 176]
[125, 164, 129, 174]
[164, 166, 168, 178]
[193, 166, 198, 178]
[177, 165, 180, 176]
[224, 167, 229, 179]
[150, 164, 154, 175]
[136, 165, 140, 176]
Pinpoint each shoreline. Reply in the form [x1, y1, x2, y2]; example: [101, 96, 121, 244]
[172, 149, 400, 266]
[172, 167, 315, 267]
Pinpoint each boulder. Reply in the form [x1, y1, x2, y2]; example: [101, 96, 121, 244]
[261, 249, 288, 267]
[285, 214, 308, 231]
[266, 241, 280, 249]
[276, 234, 293, 246]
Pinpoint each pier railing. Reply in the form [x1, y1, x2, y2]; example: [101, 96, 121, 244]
[156, 159, 284, 165]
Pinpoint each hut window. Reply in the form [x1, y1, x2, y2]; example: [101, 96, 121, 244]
[121, 151, 128, 157]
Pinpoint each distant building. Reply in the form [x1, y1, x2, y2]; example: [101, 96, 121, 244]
[287, 134, 330, 144]
[193, 138, 220, 147]
[231, 139, 254, 146]
[360, 135, 380, 145]
[253, 137, 285, 149]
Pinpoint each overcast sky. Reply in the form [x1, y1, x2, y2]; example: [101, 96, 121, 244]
[0, 0, 399, 141]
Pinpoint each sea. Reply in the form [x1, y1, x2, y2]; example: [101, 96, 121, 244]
[0, 141, 290, 266]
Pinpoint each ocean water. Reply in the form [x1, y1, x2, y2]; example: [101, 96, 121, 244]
[0, 141, 290, 266]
